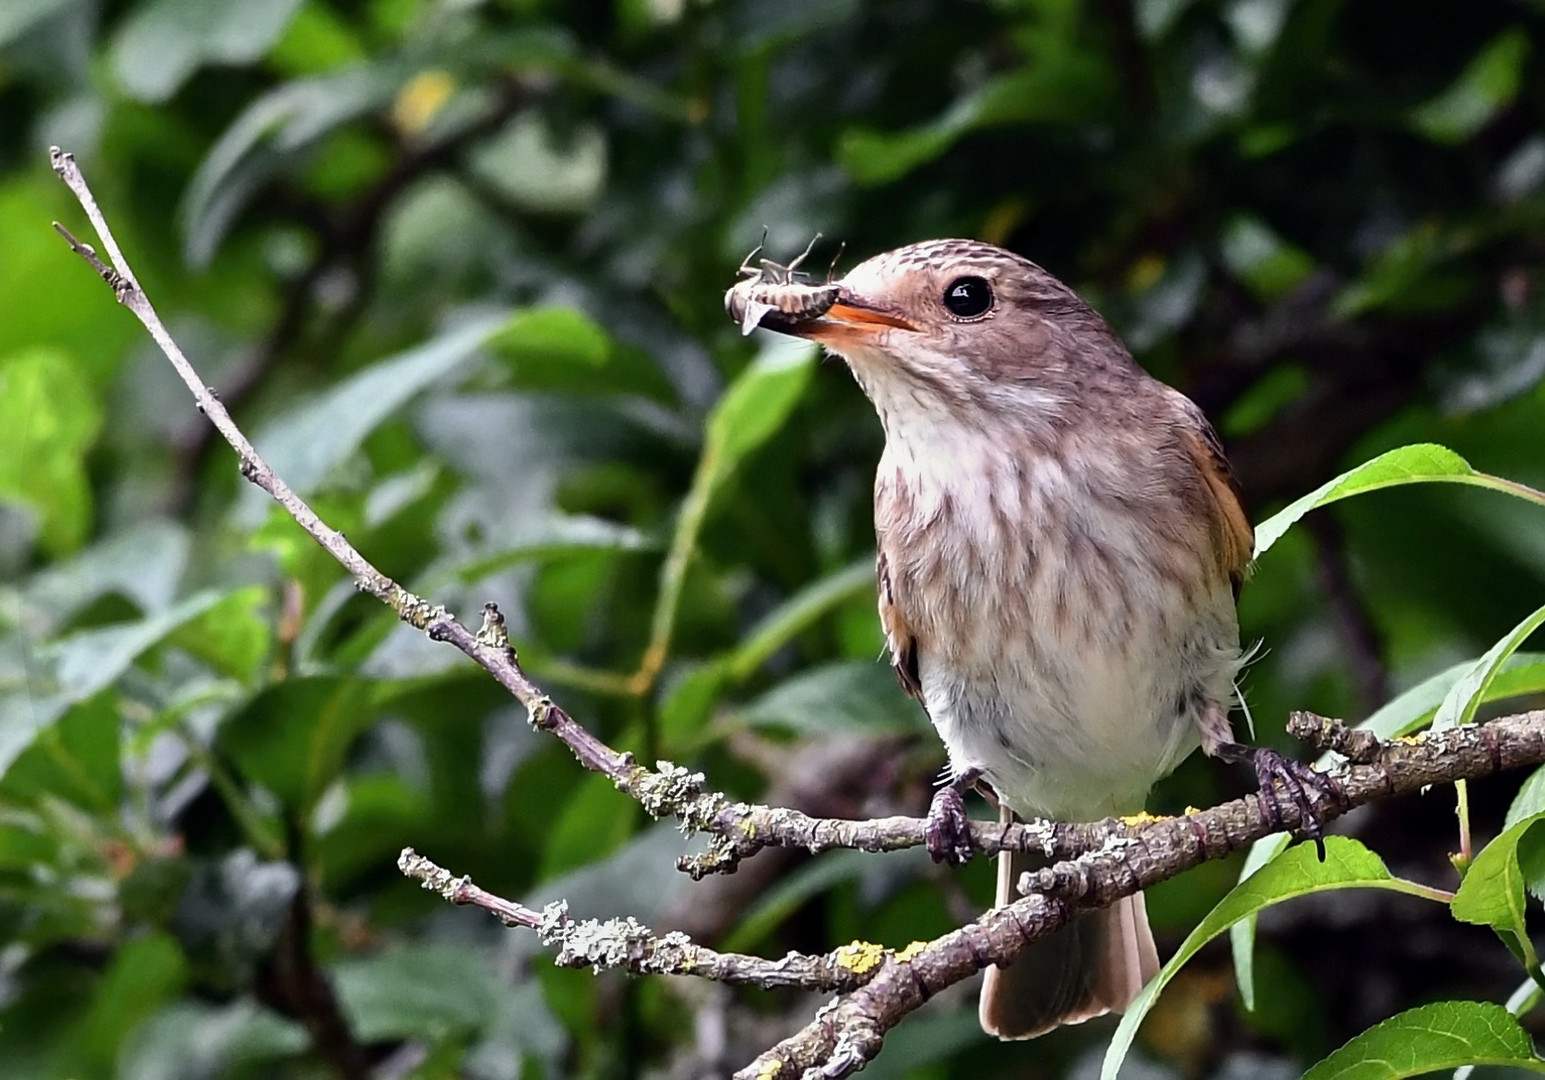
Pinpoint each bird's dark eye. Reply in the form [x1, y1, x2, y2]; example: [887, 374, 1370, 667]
[942, 276, 994, 319]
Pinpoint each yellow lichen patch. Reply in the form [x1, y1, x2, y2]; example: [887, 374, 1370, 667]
[1396, 734, 1426, 745]
[1184, 806, 1202, 815]
[834, 941, 886, 974]
[392, 70, 457, 136]
[755, 1059, 783, 1080]
[1120, 811, 1165, 826]
[896, 941, 930, 963]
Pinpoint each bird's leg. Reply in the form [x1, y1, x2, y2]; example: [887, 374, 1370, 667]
[927, 765, 983, 865]
[1196, 702, 1344, 860]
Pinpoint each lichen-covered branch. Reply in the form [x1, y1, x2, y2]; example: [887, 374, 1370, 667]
[398, 848, 892, 991]
[735, 709, 1545, 1079]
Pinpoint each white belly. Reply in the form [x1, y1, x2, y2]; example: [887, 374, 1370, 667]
[919, 584, 1238, 821]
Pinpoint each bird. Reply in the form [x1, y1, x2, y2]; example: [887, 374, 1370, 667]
[725, 237, 1335, 1039]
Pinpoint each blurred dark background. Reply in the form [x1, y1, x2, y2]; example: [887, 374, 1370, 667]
[2, 0, 1545, 1077]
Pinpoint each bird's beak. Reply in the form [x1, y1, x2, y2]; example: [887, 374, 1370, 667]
[769, 288, 918, 340]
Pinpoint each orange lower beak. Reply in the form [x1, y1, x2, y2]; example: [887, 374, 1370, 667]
[791, 295, 917, 341]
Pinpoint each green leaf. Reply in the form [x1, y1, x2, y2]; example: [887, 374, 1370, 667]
[0, 692, 121, 812]
[1451, 812, 1545, 971]
[703, 338, 816, 492]
[1412, 30, 1530, 144]
[739, 661, 928, 736]
[181, 63, 412, 265]
[488, 306, 672, 400]
[1365, 653, 1545, 742]
[241, 313, 507, 518]
[1234, 651, 1545, 1004]
[167, 586, 272, 683]
[1253, 444, 1545, 559]
[1228, 832, 1292, 1012]
[838, 60, 1109, 185]
[1433, 604, 1545, 731]
[1105, 838, 1439, 1080]
[111, 0, 305, 102]
[333, 944, 500, 1042]
[118, 1000, 307, 1080]
[1302, 1001, 1545, 1079]
[0, 347, 101, 556]
[727, 559, 874, 682]
[0, 590, 232, 779]
[217, 677, 374, 812]
[1220, 215, 1316, 300]
[77, 933, 190, 1073]
[1508, 764, 1545, 830]
[19, 519, 190, 634]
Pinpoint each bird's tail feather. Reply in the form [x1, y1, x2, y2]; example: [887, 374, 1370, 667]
[978, 845, 1159, 1039]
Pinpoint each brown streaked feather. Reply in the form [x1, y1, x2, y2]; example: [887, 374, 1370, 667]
[1179, 409, 1253, 595]
[877, 551, 921, 698]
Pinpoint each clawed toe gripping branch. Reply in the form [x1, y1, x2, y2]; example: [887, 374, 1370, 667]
[48, 146, 1545, 1080]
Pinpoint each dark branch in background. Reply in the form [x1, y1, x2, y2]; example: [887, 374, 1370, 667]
[1307, 513, 1390, 716]
[1192, 270, 1491, 506]
[167, 77, 535, 514]
[256, 891, 372, 1080]
[50, 147, 1545, 1080]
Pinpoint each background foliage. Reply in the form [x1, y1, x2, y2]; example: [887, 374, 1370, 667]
[3, 0, 1545, 1077]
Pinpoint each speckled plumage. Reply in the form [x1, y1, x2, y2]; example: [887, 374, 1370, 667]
[736, 238, 1254, 1040]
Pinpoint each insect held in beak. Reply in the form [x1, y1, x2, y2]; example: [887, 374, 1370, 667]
[724, 232, 844, 336]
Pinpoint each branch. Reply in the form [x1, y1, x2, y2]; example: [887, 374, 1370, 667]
[736, 710, 1544, 1079]
[398, 848, 883, 993]
[50, 146, 1545, 1080]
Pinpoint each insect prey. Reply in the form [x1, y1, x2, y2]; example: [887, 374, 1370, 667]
[725, 231, 844, 336]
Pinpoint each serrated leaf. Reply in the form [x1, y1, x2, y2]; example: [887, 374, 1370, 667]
[1451, 812, 1545, 971]
[1105, 838, 1437, 1080]
[1235, 651, 1545, 1007]
[1253, 444, 1545, 559]
[1365, 653, 1545, 742]
[1434, 604, 1545, 731]
[1302, 1001, 1545, 1079]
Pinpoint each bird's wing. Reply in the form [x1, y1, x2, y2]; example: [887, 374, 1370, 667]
[877, 550, 922, 698]
[1180, 404, 1254, 595]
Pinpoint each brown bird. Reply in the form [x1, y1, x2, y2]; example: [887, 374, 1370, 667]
[726, 238, 1333, 1038]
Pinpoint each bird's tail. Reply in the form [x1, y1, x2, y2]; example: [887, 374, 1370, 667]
[978, 844, 1159, 1039]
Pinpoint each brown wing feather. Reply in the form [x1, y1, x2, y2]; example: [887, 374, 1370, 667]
[877, 551, 921, 698]
[1180, 407, 1254, 595]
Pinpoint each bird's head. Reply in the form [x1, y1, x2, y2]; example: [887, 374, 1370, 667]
[733, 239, 1135, 427]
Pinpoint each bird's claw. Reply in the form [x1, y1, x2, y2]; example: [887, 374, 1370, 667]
[1244, 746, 1344, 860]
[926, 782, 976, 865]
